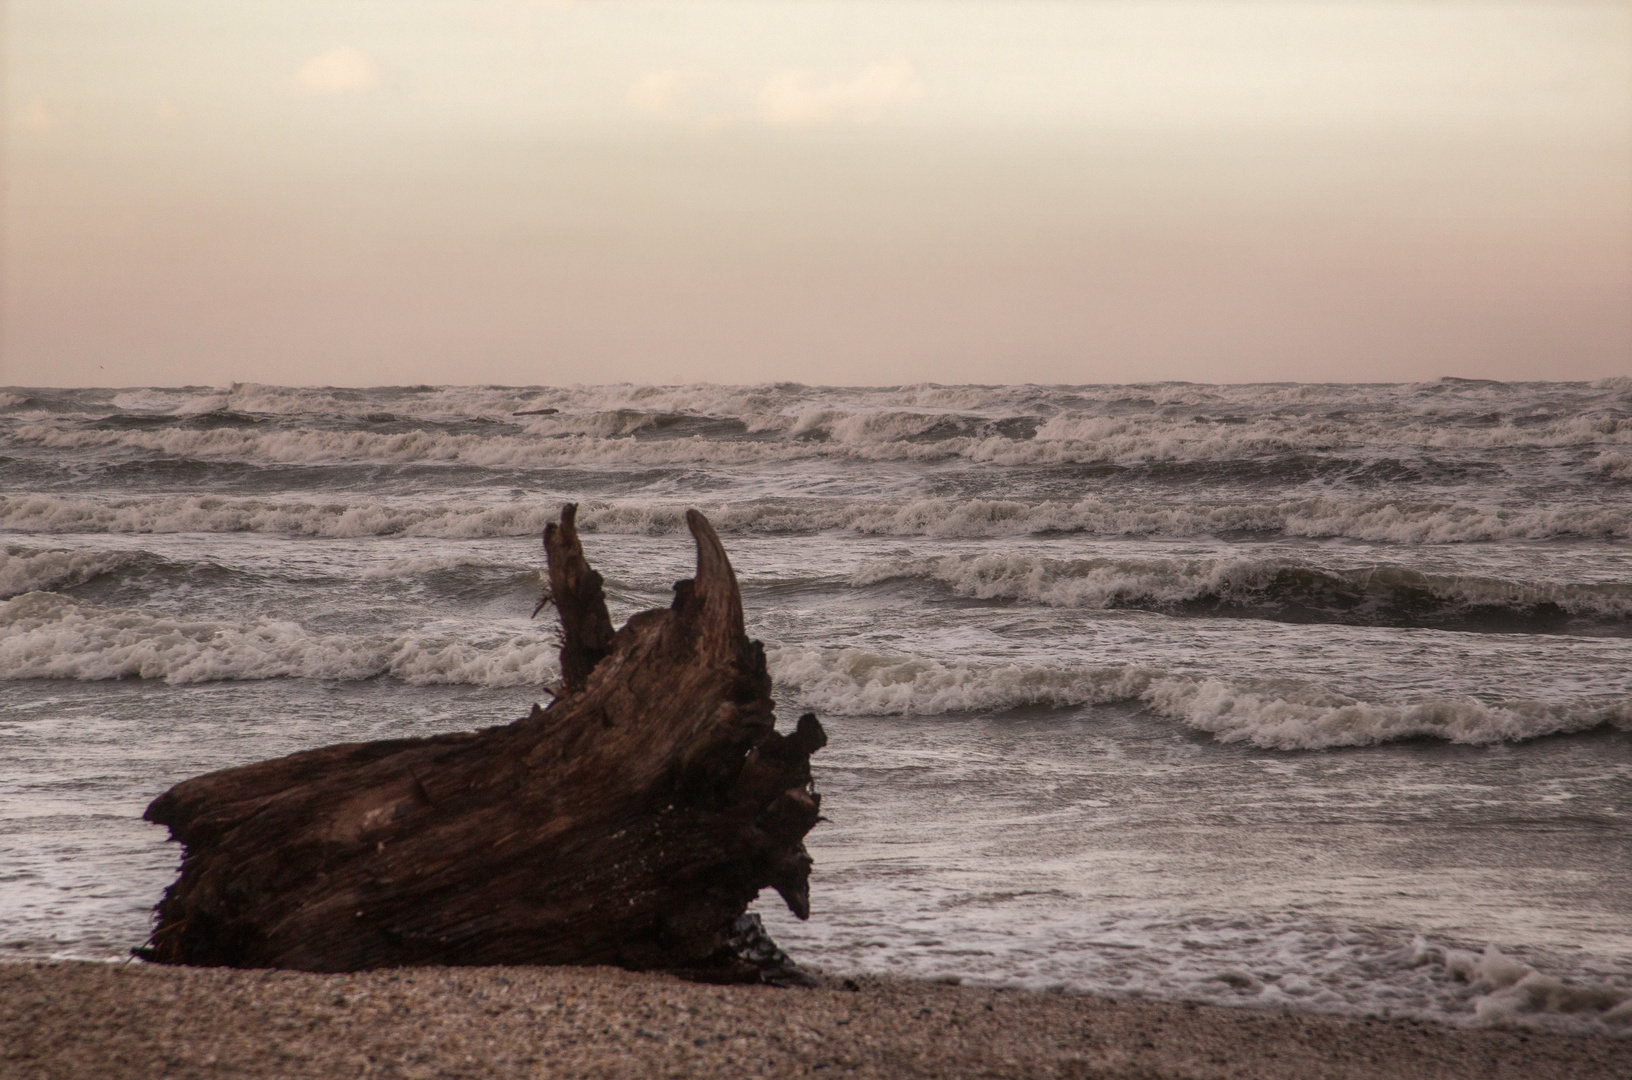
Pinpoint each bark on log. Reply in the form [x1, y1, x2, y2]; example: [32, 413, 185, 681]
[139, 505, 825, 982]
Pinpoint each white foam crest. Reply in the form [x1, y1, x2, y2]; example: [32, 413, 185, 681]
[767, 646, 1158, 715]
[768, 902, 1632, 1035]
[918, 409, 1632, 463]
[1411, 940, 1632, 1033]
[100, 382, 806, 423]
[0, 392, 30, 409]
[107, 384, 532, 420]
[578, 498, 1078, 538]
[852, 552, 1632, 619]
[1437, 572, 1632, 619]
[0, 494, 560, 539]
[107, 389, 199, 414]
[788, 408, 841, 436]
[767, 646, 1631, 747]
[9, 423, 820, 468]
[890, 383, 1050, 411]
[7, 493, 1630, 544]
[515, 410, 670, 437]
[1030, 413, 1313, 460]
[546, 381, 1043, 421]
[834, 496, 1632, 543]
[1595, 451, 1632, 478]
[0, 547, 150, 599]
[506, 382, 809, 421]
[0, 592, 559, 687]
[34, 380, 1632, 427]
[1149, 678, 1630, 749]
[787, 408, 982, 443]
[17, 396, 1632, 472]
[1276, 499, 1632, 543]
[1021, 410, 1632, 461]
[852, 552, 1252, 608]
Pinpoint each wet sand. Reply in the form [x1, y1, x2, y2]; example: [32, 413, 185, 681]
[3, 960, 1624, 1079]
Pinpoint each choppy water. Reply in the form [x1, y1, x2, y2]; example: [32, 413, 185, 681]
[3, 380, 1630, 1033]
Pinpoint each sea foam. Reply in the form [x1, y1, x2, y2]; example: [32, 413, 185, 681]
[4, 493, 1628, 543]
[0, 592, 557, 687]
[1409, 940, 1632, 1033]
[852, 551, 1632, 626]
[13, 410, 1632, 468]
[766, 646, 1628, 748]
[6, 596, 1622, 747]
[0, 547, 162, 599]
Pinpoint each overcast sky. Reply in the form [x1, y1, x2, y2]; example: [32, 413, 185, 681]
[5, 1, 1630, 387]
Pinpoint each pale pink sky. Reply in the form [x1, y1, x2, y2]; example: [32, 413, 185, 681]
[5, 1, 1630, 387]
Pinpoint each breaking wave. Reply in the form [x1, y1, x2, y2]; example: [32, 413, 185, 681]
[6, 595, 1623, 748]
[853, 552, 1632, 632]
[10, 375, 1630, 420]
[1596, 451, 1632, 478]
[0, 546, 174, 599]
[765, 646, 1630, 749]
[0, 592, 557, 687]
[6, 379, 1632, 490]
[4, 494, 1629, 543]
[0, 495, 561, 540]
[10, 409, 1632, 469]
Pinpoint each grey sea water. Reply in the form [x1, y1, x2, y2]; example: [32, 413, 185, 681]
[3, 380, 1630, 1032]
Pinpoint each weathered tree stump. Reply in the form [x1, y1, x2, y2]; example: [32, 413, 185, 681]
[139, 505, 825, 982]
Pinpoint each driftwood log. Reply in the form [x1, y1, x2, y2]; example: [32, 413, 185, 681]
[139, 505, 825, 982]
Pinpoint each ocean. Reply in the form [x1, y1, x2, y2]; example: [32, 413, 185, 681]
[2, 380, 1630, 1034]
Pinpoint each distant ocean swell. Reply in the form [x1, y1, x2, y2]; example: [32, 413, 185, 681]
[9, 409, 1632, 469]
[6, 376, 1630, 420]
[5, 592, 1626, 750]
[5, 494, 1630, 542]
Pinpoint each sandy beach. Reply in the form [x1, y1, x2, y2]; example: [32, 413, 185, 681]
[2, 961, 1624, 1079]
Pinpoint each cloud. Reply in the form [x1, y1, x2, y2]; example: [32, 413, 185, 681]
[628, 59, 925, 129]
[627, 68, 709, 118]
[17, 100, 60, 133]
[756, 59, 924, 127]
[292, 47, 383, 95]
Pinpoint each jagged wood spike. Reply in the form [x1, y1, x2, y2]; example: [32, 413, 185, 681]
[684, 507, 746, 659]
[543, 502, 615, 693]
[139, 505, 824, 982]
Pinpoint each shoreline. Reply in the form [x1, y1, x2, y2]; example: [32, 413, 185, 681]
[4, 960, 1625, 1079]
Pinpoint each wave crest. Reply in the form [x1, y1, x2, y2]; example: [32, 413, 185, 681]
[5, 493, 1629, 543]
[0, 592, 558, 687]
[0, 547, 163, 599]
[853, 552, 1632, 630]
[3, 596, 1625, 747]
[766, 646, 1631, 748]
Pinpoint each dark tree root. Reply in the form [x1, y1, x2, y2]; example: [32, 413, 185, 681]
[139, 504, 824, 983]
